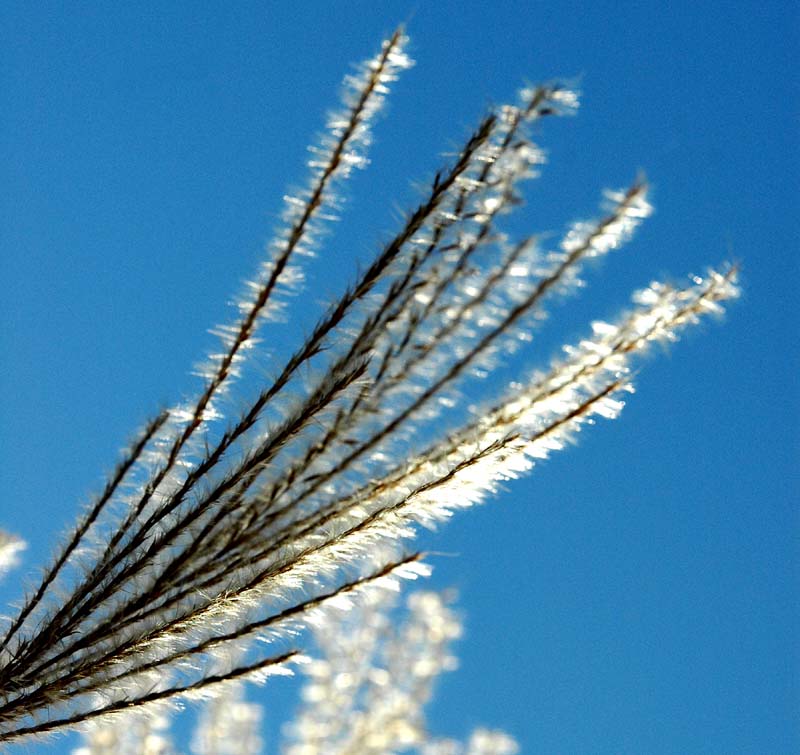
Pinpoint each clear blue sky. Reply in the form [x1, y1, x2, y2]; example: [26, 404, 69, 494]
[1, 2, 797, 753]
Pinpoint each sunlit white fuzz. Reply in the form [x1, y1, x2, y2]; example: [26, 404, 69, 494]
[0, 531, 24, 580]
[422, 729, 521, 755]
[190, 683, 262, 755]
[0, 27, 738, 747]
[284, 589, 516, 755]
[73, 710, 174, 755]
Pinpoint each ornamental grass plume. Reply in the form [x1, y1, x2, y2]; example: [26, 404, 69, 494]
[282, 589, 519, 755]
[0, 27, 738, 748]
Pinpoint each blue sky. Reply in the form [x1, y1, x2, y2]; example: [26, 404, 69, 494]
[1, 2, 797, 753]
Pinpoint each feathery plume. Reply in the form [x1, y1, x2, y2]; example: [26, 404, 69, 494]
[0, 27, 738, 747]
